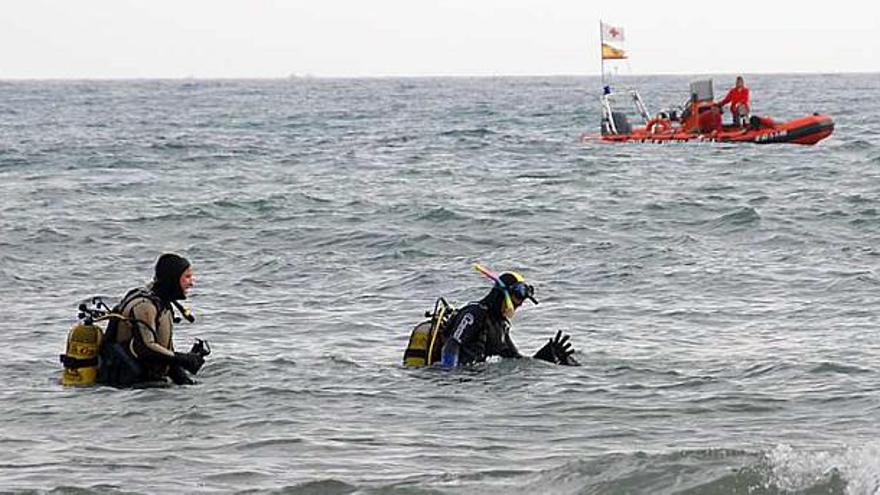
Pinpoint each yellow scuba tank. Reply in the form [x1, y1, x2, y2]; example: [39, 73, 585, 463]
[61, 322, 103, 386]
[403, 320, 434, 367]
[403, 298, 453, 367]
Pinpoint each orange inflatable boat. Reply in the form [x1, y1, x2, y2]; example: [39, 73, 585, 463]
[587, 79, 834, 145]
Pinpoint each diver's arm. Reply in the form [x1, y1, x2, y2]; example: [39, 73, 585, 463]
[499, 330, 523, 359]
[129, 301, 175, 363]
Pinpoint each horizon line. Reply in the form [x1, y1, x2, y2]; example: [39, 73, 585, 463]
[0, 69, 877, 82]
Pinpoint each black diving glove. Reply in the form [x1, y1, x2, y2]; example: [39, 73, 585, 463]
[533, 339, 557, 363]
[174, 352, 205, 374]
[533, 330, 581, 366]
[168, 364, 196, 385]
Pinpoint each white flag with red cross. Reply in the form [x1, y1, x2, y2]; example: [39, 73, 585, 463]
[601, 22, 625, 43]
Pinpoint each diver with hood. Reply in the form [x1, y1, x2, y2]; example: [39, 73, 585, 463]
[96, 253, 207, 387]
[438, 264, 579, 367]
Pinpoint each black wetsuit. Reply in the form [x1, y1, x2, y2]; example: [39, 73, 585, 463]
[440, 290, 522, 366]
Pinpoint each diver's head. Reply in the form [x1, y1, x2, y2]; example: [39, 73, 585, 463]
[735, 76, 744, 88]
[489, 271, 538, 319]
[153, 253, 193, 302]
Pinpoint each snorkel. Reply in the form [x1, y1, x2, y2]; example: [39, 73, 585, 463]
[474, 263, 537, 320]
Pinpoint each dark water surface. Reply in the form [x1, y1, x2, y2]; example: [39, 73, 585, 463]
[1, 74, 879, 494]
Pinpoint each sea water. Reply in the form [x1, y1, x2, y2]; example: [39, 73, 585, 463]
[1, 74, 879, 494]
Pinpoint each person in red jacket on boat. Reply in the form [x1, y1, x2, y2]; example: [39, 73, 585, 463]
[717, 76, 750, 127]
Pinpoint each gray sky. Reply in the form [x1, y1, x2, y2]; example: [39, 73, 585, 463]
[2, 0, 878, 79]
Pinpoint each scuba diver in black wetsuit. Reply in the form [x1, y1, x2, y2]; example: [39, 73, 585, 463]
[95, 253, 209, 387]
[438, 265, 579, 368]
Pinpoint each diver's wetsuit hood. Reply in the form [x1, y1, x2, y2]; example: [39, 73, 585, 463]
[480, 288, 508, 322]
[151, 253, 190, 303]
[480, 271, 536, 320]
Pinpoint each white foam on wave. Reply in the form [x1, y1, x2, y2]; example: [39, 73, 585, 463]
[765, 443, 880, 495]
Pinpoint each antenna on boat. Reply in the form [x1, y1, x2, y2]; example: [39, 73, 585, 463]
[598, 21, 634, 135]
[599, 21, 604, 88]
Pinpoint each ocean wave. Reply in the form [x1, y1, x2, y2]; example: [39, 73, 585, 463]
[703, 206, 762, 232]
[365, 247, 438, 262]
[0, 156, 32, 169]
[255, 479, 358, 495]
[374, 134, 421, 147]
[808, 362, 872, 375]
[149, 137, 213, 151]
[763, 443, 880, 495]
[24, 226, 72, 243]
[836, 139, 875, 152]
[413, 206, 468, 223]
[741, 361, 790, 378]
[16, 484, 149, 495]
[233, 437, 304, 451]
[438, 127, 496, 138]
[394, 446, 866, 495]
